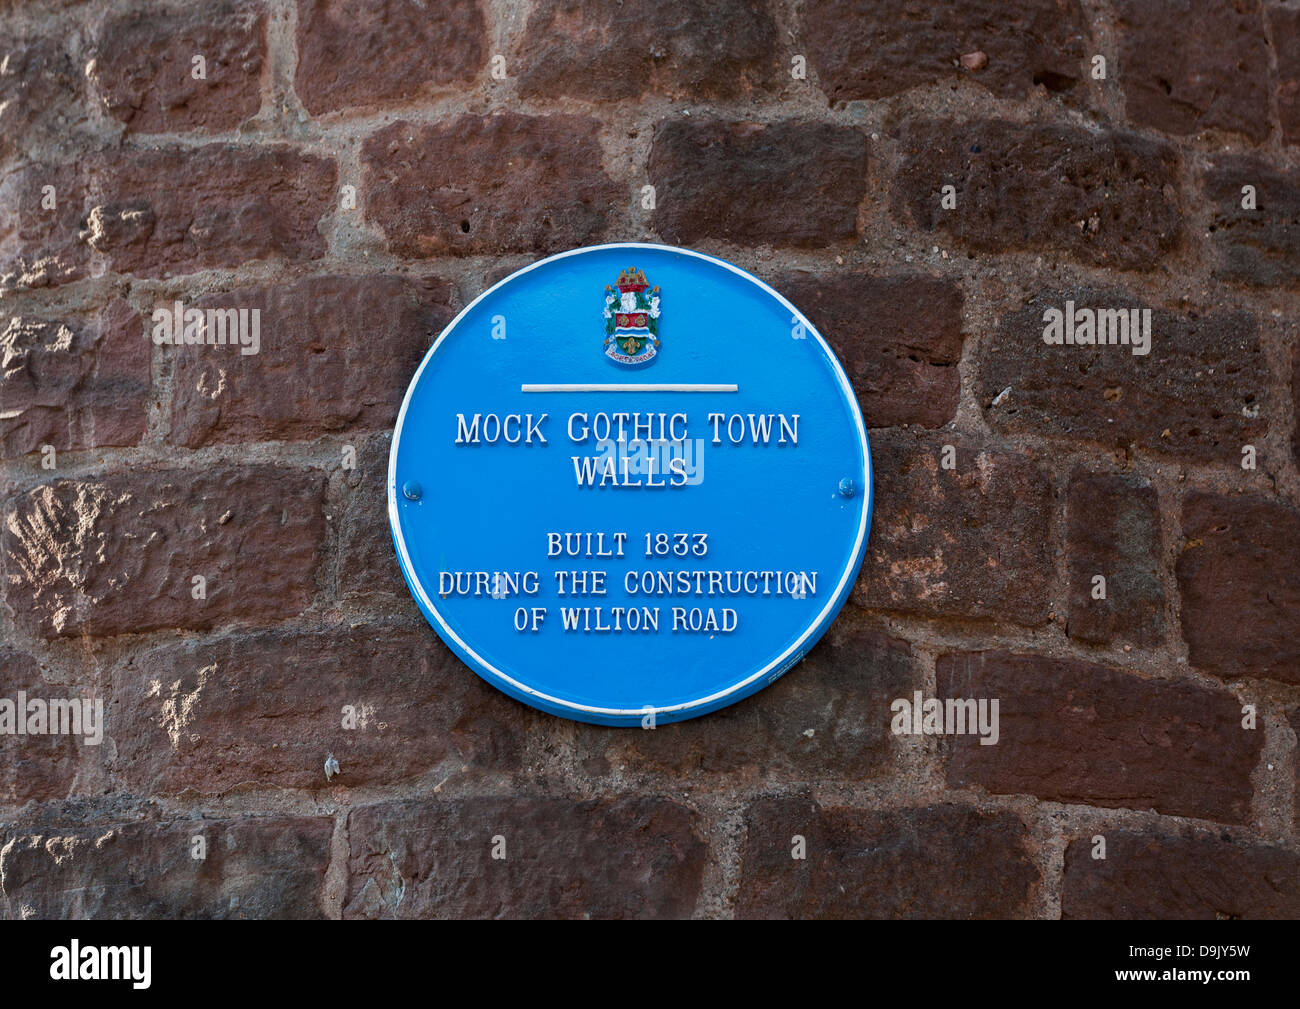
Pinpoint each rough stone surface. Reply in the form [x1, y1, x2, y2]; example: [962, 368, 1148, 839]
[0, 816, 333, 919]
[295, 0, 486, 114]
[1177, 492, 1300, 684]
[855, 430, 1054, 626]
[84, 146, 336, 278]
[362, 115, 620, 256]
[0, 162, 91, 291]
[332, 432, 408, 599]
[1272, 5, 1300, 145]
[1116, 0, 1274, 143]
[0, 647, 86, 805]
[803, 0, 1091, 104]
[3, 466, 326, 638]
[1202, 157, 1300, 288]
[774, 272, 964, 428]
[1066, 472, 1165, 646]
[573, 619, 920, 781]
[937, 650, 1259, 822]
[978, 289, 1267, 461]
[168, 274, 455, 447]
[649, 120, 869, 247]
[1292, 708, 1300, 831]
[107, 623, 525, 795]
[0, 34, 82, 165]
[0, 300, 149, 459]
[518, 0, 782, 101]
[88, 2, 265, 133]
[2, 0, 1297, 921]
[1, 147, 335, 287]
[894, 120, 1182, 269]
[736, 798, 1039, 918]
[344, 796, 707, 918]
[1063, 829, 1300, 918]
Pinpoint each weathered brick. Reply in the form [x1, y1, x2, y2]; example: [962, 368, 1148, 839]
[1291, 707, 1300, 831]
[649, 120, 868, 247]
[7, 0, 1300, 924]
[1177, 492, 1300, 684]
[85, 145, 335, 278]
[1272, 5, 1300, 145]
[0, 816, 332, 919]
[88, 2, 265, 133]
[295, 0, 485, 114]
[168, 274, 454, 447]
[333, 432, 407, 598]
[344, 796, 707, 918]
[362, 115, 619, 256]
[1066, 472, 1165, 646]
[518, 0, 781, 101]
[108, 622, 524, 795]
[854, 430, 1054, 626]
[0, 647, 88, 805]
[0, 35, 81, 163]
[979, 289, 1266, 461]
[1202, 157, 1300, 288]
[803, 0, 1090, 103]
[3, 466, 325, 638]
[574, 619, 919, 780]
[894, 120, 1181, 270]
[1063, 829, 1300, 919]
[4, 147, 336, 287]
[773, 272, 963, 428]
[937, 650, 1259, 822]
[0, 162, 89, 291]
[1116, 0, 1273, 143]
[0, 299, 148, 459]
[736, 798, 1038, 918]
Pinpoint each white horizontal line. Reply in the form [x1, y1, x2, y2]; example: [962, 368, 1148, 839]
[521, 383, 738, 393]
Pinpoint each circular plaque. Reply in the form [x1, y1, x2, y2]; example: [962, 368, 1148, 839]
[389, 244, 871, 725]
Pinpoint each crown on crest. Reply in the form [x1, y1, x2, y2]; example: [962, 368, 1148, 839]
[615, 267, 649, 293]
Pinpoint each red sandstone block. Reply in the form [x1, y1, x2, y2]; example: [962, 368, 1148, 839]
[108, 622, 527, 795]
[736, 798, 1038, 918]
[803, 0, 1091, 104]
[649, 119, 868, 248]
[1116, 0, 1273, 143]
[0, 299, 148, 460]
[295, 0, 485, 114]
[3, 466, 326, 638]
[344, 795, 707, 918]
[168, 274, 455, 447]
[362, 115, 620, 256]
[855, 430, 1054, 626]
[518, 0, 782, 101]
[1063, 828, 1300, 918]
[1177, 492, 1300, 685]
[88, 2, 265, 133]
[937, 650, 1259, 822]
[772, 272, 964, 429]
[893, 119, 1181, 270]
[0, 816, 333, 919]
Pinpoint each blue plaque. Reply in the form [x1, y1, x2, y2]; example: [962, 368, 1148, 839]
[389, 244, 872, 726]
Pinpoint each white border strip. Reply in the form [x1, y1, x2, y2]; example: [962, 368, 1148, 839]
[388, 242, 872, 719]
[522, 383, 737, 393]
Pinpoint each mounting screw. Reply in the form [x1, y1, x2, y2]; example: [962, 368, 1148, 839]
[403, 480, 422, 501]
[838, 477, 855, 498]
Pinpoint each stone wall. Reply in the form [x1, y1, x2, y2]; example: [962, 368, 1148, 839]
[1, 0, 1298, 918]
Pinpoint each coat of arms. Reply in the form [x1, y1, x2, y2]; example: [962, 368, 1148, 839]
[603, 268, 661, 364]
